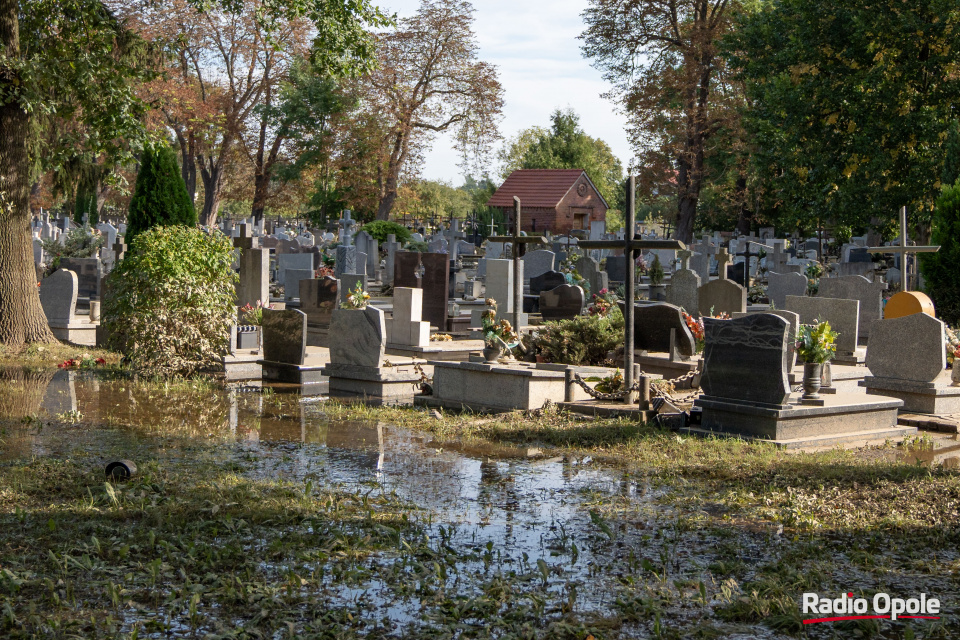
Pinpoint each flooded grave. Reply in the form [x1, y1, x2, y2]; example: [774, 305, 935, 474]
[1, 366, 959, 637]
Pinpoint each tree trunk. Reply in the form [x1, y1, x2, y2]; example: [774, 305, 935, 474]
[198, 156, 224, 228]
[0, 0, 57, 345]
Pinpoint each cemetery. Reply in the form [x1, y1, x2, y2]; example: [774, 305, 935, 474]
[3, 0, 960, 637]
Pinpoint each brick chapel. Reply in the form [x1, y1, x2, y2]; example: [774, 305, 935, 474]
[485, 169, 608, 235]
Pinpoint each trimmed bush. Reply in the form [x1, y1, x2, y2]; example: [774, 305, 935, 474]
[360, 220, 411, 244]
[127, 144, 196, 243]
[921, 181, 960, 325]
[102, 226, 237, 376]
[534, 308, 625, 366]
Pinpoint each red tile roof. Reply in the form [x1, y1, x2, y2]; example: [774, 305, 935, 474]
[486, 169, 606, 209]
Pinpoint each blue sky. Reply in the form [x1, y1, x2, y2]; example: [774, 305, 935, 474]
[382, 0, 631, 186]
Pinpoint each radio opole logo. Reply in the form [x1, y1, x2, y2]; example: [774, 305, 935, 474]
[802, 592, 941, 625]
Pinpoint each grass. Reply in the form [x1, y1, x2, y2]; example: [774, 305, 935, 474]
[1, 364, 959, 638]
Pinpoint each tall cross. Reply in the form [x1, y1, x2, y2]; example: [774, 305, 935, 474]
[735, 240, 772, 287]
[715, 248, 732, 281]
[488, 196, 548, 331]
[233, 223, 258, 250]
[866, 206, 940, 292]
[579, 177, 686, 405]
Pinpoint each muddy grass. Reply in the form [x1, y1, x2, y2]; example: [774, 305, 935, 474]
[0, 365, 958, 638]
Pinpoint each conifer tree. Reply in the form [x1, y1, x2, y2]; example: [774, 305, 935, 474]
[126, 144, 197, 243]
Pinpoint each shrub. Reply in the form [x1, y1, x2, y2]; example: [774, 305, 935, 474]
[534, 308, 625, 366]
[41, 226, 103, 275]
[102, 226, 237, 376]
[126, 144, 197, 244]
[360, 220, 412, 244]
[921, 181, 960, 325]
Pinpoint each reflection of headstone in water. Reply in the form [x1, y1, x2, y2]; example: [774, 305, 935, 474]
[0, 367, 58, 419]
[41, 369, 75, 417]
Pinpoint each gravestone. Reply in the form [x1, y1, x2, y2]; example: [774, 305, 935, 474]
[234, 223, 269, 307]
[766, 271, 808, 309]
[483, 258, 523, 324]
[277, 254, 314, 286]
[388, 287, 430, 347]
[485, 241, 504, 260]
[688, 252, 710, 282]
[727, 262, 747, 287]
[620, 301, 696, 357]
[574, 255, 608, 296]
[665, 250, 701, 314]
[300, 277, 338, 346]
[866, 313, 945, 383]
[282, 270, 313, 301]
[784, 295, 860, 357]
[697, 249, 746, 316]
[539, 285, 585, 321]
[335, 245, 357, 279]
[522, 249, 556, 280]
[605, 255, 627, 282]
[700, 314, 791, 406]
[529, 270, 567, 297]
[817, 275, 887, 340]
[427, 235, 448, 254]
[394, 251, 450, 330]
[329, 306, 386, 368]
[384, 234, 401, 284]
[59, 258, 100, 299]
[261, 309, 307, 365]
[732, 310, 801, 371]
[40, 269, 78, 324]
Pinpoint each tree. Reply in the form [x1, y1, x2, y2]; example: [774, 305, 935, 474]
[920, 182, 960, 326]
[126, 144, 197, 243]
[501, 108, 625, 213]
[581, 0, 743, 243]
[0, 0, 390, 346]
[363, 0, 504, 220]
[727, 0, 960, 237]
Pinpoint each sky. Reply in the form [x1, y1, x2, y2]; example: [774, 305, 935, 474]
[381, 0, 631, 187]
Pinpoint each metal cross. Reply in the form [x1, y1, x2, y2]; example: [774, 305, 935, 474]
[866, 206, 940, 291]
[578, 179, 686, 405]
[488, 196, 548, 331]
[735, 240, 772, 287]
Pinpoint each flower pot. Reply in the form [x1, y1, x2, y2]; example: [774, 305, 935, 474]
[482, 344, 503, 363]
[801, 362, 822, 400]
[952, 364, 960, 387]
[237, 325, 260, 351]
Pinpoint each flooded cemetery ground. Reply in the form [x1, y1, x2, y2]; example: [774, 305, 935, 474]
[1, 365, 960, 639]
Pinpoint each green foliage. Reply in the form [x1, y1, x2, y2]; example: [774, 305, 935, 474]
[127, 144, 197, 244]
[40, 226, 104, 275]
[727, 0, 960, 232]
[921, 181, 960, 325]
[535, 309, 625, 366]
[102, 227, 237, 376]
[796, 321, 838, 364]
[340, 284, 370, 310]
[360, 220, 411, 244]
[409, 180, 475, 219]
[500, 109, 625, 212]
[648, 255, 664, 287]
[404, 241, 429, 253]
[944, 121, 960, 191]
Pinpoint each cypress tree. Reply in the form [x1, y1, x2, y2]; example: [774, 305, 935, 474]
[127, 144, 196, 243]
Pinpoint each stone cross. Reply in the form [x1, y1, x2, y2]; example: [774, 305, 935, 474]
[488, 196, 548, 331]
[866, 206, 940, 292]
[579, 177, 686, 404]
[716, 248, 732, 281]
[233, 223, 258, 250]
[678, 249, 693, 271]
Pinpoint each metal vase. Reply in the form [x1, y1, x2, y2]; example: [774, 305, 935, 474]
[802, 362, 822, 400]
[482, 344, 502, 363]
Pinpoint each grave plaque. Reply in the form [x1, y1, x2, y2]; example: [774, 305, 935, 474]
[540, 285, 585, 321]
[785, 295, 860, 356]
[522, 249, 556, 280]
[261, 309, 307, 365]
[394, 251, 450, 330]
[766, 271, 808, 309]
[700, 314, 791, 407]
[619, 301, 696, 356]
[300, 276, 337, 328]
[866, 313, 946, 383]
[40, 269, 78, 324]
[604, 255, 627, 282]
